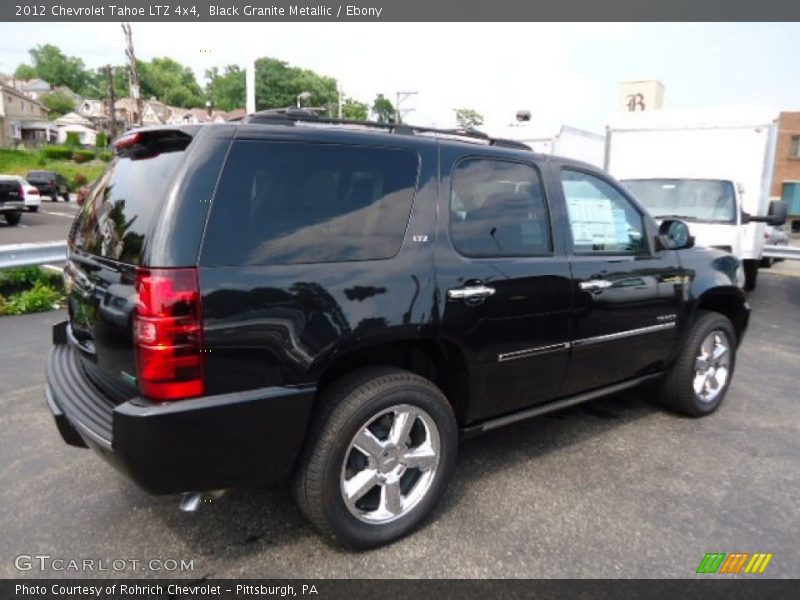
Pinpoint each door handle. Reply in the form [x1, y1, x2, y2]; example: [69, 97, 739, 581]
[579, 279, 613, 291]
[447, 284, 496, 301]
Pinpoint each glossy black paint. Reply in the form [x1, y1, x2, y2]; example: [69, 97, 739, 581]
[46, 121, 750, 496]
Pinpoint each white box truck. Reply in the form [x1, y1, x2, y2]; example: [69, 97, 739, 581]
[493, 123, 606, 168]
[605, 108, 788, 290]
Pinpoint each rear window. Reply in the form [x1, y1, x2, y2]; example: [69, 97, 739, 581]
[201, 140, 419, 266]
[27, 171, 53, 180]
[70, 149, 187, 264]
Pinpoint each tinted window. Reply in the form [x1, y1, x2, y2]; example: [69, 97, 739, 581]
[201, 141, 419, 265]
[450, 158, 550, 257]
[70, 151, 186, 264]
[561, 169, 646, 254]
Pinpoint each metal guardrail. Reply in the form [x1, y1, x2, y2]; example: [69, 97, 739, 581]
[763, 244, 800, 261]
[0, 241, 67, 270]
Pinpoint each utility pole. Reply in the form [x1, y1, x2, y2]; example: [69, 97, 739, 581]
[105, 65, 118, 141]
[121, 22, 143, 127]
[395, 91, 418, 124]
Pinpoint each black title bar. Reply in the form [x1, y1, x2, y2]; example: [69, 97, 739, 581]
[3, 0, 800, 21]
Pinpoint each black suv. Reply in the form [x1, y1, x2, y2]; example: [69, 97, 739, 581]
[26, 170, 70, 202]
[46, 112, 749, 548]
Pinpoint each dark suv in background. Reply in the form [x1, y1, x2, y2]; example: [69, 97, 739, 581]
[26, 170, 70, 202]
[46, 111, 749, 548]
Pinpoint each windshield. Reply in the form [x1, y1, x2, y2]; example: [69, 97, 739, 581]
[622, 179, 737, 223]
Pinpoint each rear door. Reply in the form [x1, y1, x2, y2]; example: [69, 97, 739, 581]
[555, 165, 685, 395]
[65, 131, 197, 401]
[437, 151, 573, 423]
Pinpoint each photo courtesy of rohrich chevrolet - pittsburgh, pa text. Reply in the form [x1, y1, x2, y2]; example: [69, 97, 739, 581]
[0, 1, 798, 598]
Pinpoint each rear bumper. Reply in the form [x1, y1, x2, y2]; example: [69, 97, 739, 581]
[45, 324, 316, 494]
[0, 201, 23, 211]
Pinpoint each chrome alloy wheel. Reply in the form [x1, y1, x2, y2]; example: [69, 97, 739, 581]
[693, 330, 731, 403]
[340, 404, 440, 524]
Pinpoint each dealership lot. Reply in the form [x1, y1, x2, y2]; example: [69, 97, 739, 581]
[0, 269, 797, 579]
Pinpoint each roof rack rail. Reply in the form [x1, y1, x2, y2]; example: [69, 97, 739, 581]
[241, 108, 531, 150]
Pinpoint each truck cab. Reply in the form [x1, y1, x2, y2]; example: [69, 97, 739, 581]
[606, 108, 788, 290]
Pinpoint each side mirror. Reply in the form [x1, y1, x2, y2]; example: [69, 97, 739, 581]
[658, 219, 694, 250]
[742, 200, 788, 226]
[767, 200, 788, 226]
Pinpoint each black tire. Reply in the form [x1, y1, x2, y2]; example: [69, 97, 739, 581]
[743, 259, 758, 291]
[62, 193, 70, 202]
[50, 195, 58, 202]
[294, 367, 458, 549]
[657, 311, 737, 417]
[28, 206, 39, 213]
[759, 257, 773, 269]
[4, 212, 22, 226]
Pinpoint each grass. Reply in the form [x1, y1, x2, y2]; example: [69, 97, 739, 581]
[0, 267, 66, 317]
[0, 148, 106, 188]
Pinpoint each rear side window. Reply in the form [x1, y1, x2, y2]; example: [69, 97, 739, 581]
[450, 158, 551, 257]
[70, 149, 187, 264]
[201, 141, 419, 265]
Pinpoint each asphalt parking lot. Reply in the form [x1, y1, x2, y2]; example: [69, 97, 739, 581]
[0, 199, 78, 245]
[0, 267, 797, 579]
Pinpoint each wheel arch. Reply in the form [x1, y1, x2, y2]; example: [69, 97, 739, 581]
[692, 287, 750, 344]
[314, 338, 472, 426]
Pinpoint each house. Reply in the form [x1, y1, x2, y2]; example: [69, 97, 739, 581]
[79, 99, 106, 119]
[142, 98, 170, 126]
[223, 108, 247, 122]
[0, 84, 54, 146]
[55, 112, 97, 146]
[15, 78, 52, 99]
[114, 98, 142, 126]
[166, 106, 227, 125]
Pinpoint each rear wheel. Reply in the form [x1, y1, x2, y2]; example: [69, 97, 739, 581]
[294, 367, 458, 549]
[760, 256, 774, 268]
[4, 212, 22, 226]
[743, 259, 759, 291]
[657, 311, 736, 417]
[28, 206, 39, 213]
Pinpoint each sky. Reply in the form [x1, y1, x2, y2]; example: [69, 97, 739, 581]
[0, 22, 798, 132]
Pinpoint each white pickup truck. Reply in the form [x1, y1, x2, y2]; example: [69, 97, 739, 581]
[606, 108, 788, 290]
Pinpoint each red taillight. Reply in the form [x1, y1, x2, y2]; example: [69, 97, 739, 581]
[115, 132, 142, 149]
[29, 189, 39, 195]
[133, 267, 204, 401]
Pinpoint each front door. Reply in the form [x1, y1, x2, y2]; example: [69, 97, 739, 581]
[437, 153, 573, 423]
[556, 166, 684, 396]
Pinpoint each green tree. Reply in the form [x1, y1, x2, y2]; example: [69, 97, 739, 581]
[254, 57, 338, 111]
[341, 97, 369, 120]
[13, 64, 36, 80]
[26, 44, 89, 93]
[372, 94, 396, 123]
[139, 57, 204, 108]
[454, 108, 484, 129]
[80, 66, 130, 100]
[39, 90, 77, 118]
[205, 65, 246, 111]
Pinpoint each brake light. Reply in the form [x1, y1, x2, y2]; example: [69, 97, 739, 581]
[115, 132, 142, 149]
[29, 188, 39, 195]
[133, 268, 204, 401]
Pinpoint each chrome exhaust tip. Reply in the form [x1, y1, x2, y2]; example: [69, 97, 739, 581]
[179, 490, 226, 512]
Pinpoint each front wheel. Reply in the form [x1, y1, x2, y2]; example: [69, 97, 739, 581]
[294, 367, 458, 549]
[657, 311, 737, 417]
[743, 259, 759, 291]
